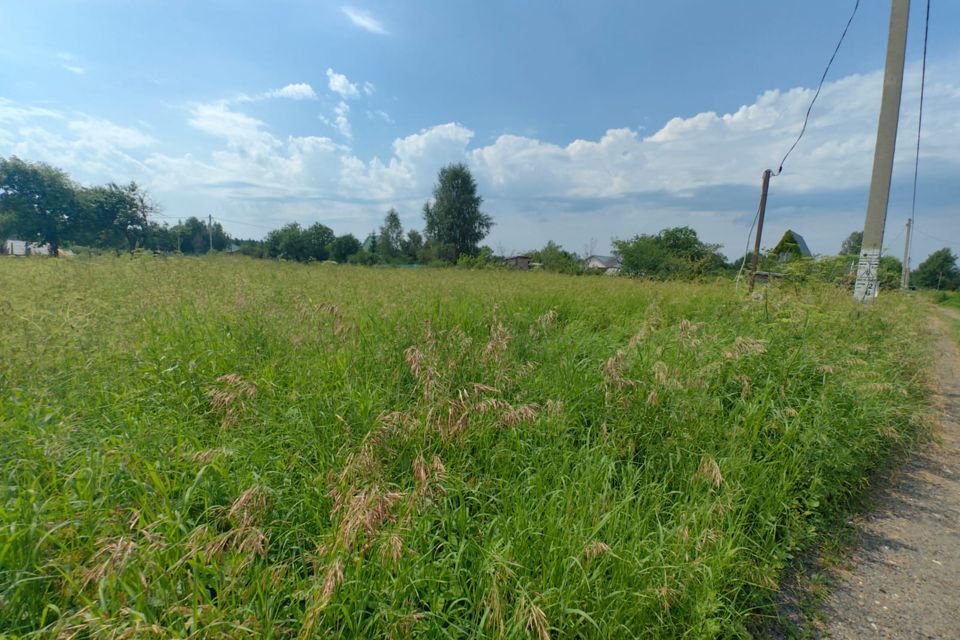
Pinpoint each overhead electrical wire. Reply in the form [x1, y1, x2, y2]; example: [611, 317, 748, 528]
[905, 0, 930, 272]
[774, 0, 861, 177]
[738, 0, 861, 281]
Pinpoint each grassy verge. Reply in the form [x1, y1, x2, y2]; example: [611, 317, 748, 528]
[0, 256, 930, 638]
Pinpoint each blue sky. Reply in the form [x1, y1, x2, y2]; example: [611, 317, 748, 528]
[1, 1, 959, 264]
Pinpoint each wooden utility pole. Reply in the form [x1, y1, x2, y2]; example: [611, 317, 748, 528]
[854, 0, 911, 301]
[748, 169, 772, 292]
[901, 218, 912, 288]
[208, 214, 214, 253]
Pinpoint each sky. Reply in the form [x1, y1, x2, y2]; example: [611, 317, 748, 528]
[1, 0, 959, 264]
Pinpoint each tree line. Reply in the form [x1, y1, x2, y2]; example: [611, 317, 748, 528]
[4, 154, 960, 290]
[0, 156, 233, 255]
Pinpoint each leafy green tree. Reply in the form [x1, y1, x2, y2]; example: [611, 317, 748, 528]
[328, 233, 361, 262]
[0, 156, 76, 255]
[378, 209, 404, 262]
[840, 231, 863, 256]
[74, 182, 156, 250]
[529, 241, 582, 274]
[266, 223, 307, 260]
[912, 248, 960, 290]
[613, 226, 725, 279]
[423, 164, 492, 262]
[877, 255, 903, 289]
[403, 229, 424, 261]
[176, 216, 229, 254]
[303, 222, 335, 261]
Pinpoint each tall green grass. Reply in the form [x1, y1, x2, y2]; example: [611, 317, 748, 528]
[0, 256, 930, 638]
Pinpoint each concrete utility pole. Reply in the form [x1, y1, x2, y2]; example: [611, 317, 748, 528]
[748, 169, 772, 293]
[854, 0, 911, 302]
[901, 218, 912, 288]
[208, 214, 214, 253]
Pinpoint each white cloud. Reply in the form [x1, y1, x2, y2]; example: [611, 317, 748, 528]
[363, 81, 375, 96]
[333, 101, 352, 139]
[56, 53, 85, 76]
[68, 117, 156, 148]
[3, 61, 959, 259]
[326, 68, 359, 99]
[265, 83, 318, 100]
[341, 6, 388, 35]
[370, 109, 394, 124]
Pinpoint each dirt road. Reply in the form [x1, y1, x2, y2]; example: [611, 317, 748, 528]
[819, 309, 960, 638]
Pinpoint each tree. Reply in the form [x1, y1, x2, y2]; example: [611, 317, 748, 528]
[403, 229, 424, 261]
[74, 182, 156, 250]
[303, 222, 335, 261]
[613, 226, 725, 279]
[0, 156, 76, 255]
[328, 233, 361, 262]
[378, 209, 404, 262]
[529, 240, 582, 274]
[266, 223, 307, 260]
[840, 231, 863, 256]
[912, 248, 960, 290]
[422, 163, 492, 262]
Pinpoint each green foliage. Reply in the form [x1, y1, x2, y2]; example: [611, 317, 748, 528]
[0, 156, 183, 254]
[840, 231, 863, 256]
[73, 182, 155, 251]
[0, 156, 77, 255]
[328, 233, 362, 262]
[0, 257, 930, 637]
[613, 226, 726, 279]
[423, 163, 493, 262]
[770, 230, 808, 261]
[455, 245, 498, 269]
[403, 229, 424, 261]
[377, 209, 405, 262]
[265, 222, 333, 262]
[529, 240, 583, 274]
[912, 248, 960, 290]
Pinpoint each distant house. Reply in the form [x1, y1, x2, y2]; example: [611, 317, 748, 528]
[4, 239, 27, 256]
[504, 255, 531, 270]
[585, 255, 622, 274]
[28, 243, 50, 256]
[3, 239, 52, 256]
[770, 230, 812, 261]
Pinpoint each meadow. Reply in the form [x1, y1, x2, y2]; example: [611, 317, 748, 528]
[0, 256, 931, 638]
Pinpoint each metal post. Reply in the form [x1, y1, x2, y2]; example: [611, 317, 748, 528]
[854, 0, 911, 301]
[748, 169, 772, 292]
[901, 218, 912, 288]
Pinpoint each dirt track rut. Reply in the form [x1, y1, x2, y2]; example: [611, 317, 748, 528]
[819, 309, 960, 638]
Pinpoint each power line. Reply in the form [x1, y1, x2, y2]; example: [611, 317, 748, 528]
[774, 0, 861, 177]
[913, 225, 960, 250]
[909, 0, 930, 228]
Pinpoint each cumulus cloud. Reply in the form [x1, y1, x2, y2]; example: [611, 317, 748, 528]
[2, 61, 959, 257]
[326, 68, 359, 99]
[264, 83, 318, 100]
[341, 6, 388, 35]
[56, 52, 85, 75]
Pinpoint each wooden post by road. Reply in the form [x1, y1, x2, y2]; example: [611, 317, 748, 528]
[748, 169, 772, 292]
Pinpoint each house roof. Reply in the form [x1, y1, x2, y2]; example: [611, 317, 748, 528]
[586, 255, 621, 268]
[772, 230, 812, 258]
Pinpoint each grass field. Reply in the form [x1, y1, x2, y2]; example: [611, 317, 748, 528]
[0, 256, 931, 638]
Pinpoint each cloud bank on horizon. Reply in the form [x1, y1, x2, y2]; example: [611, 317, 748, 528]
[1, 61, 958, 260]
